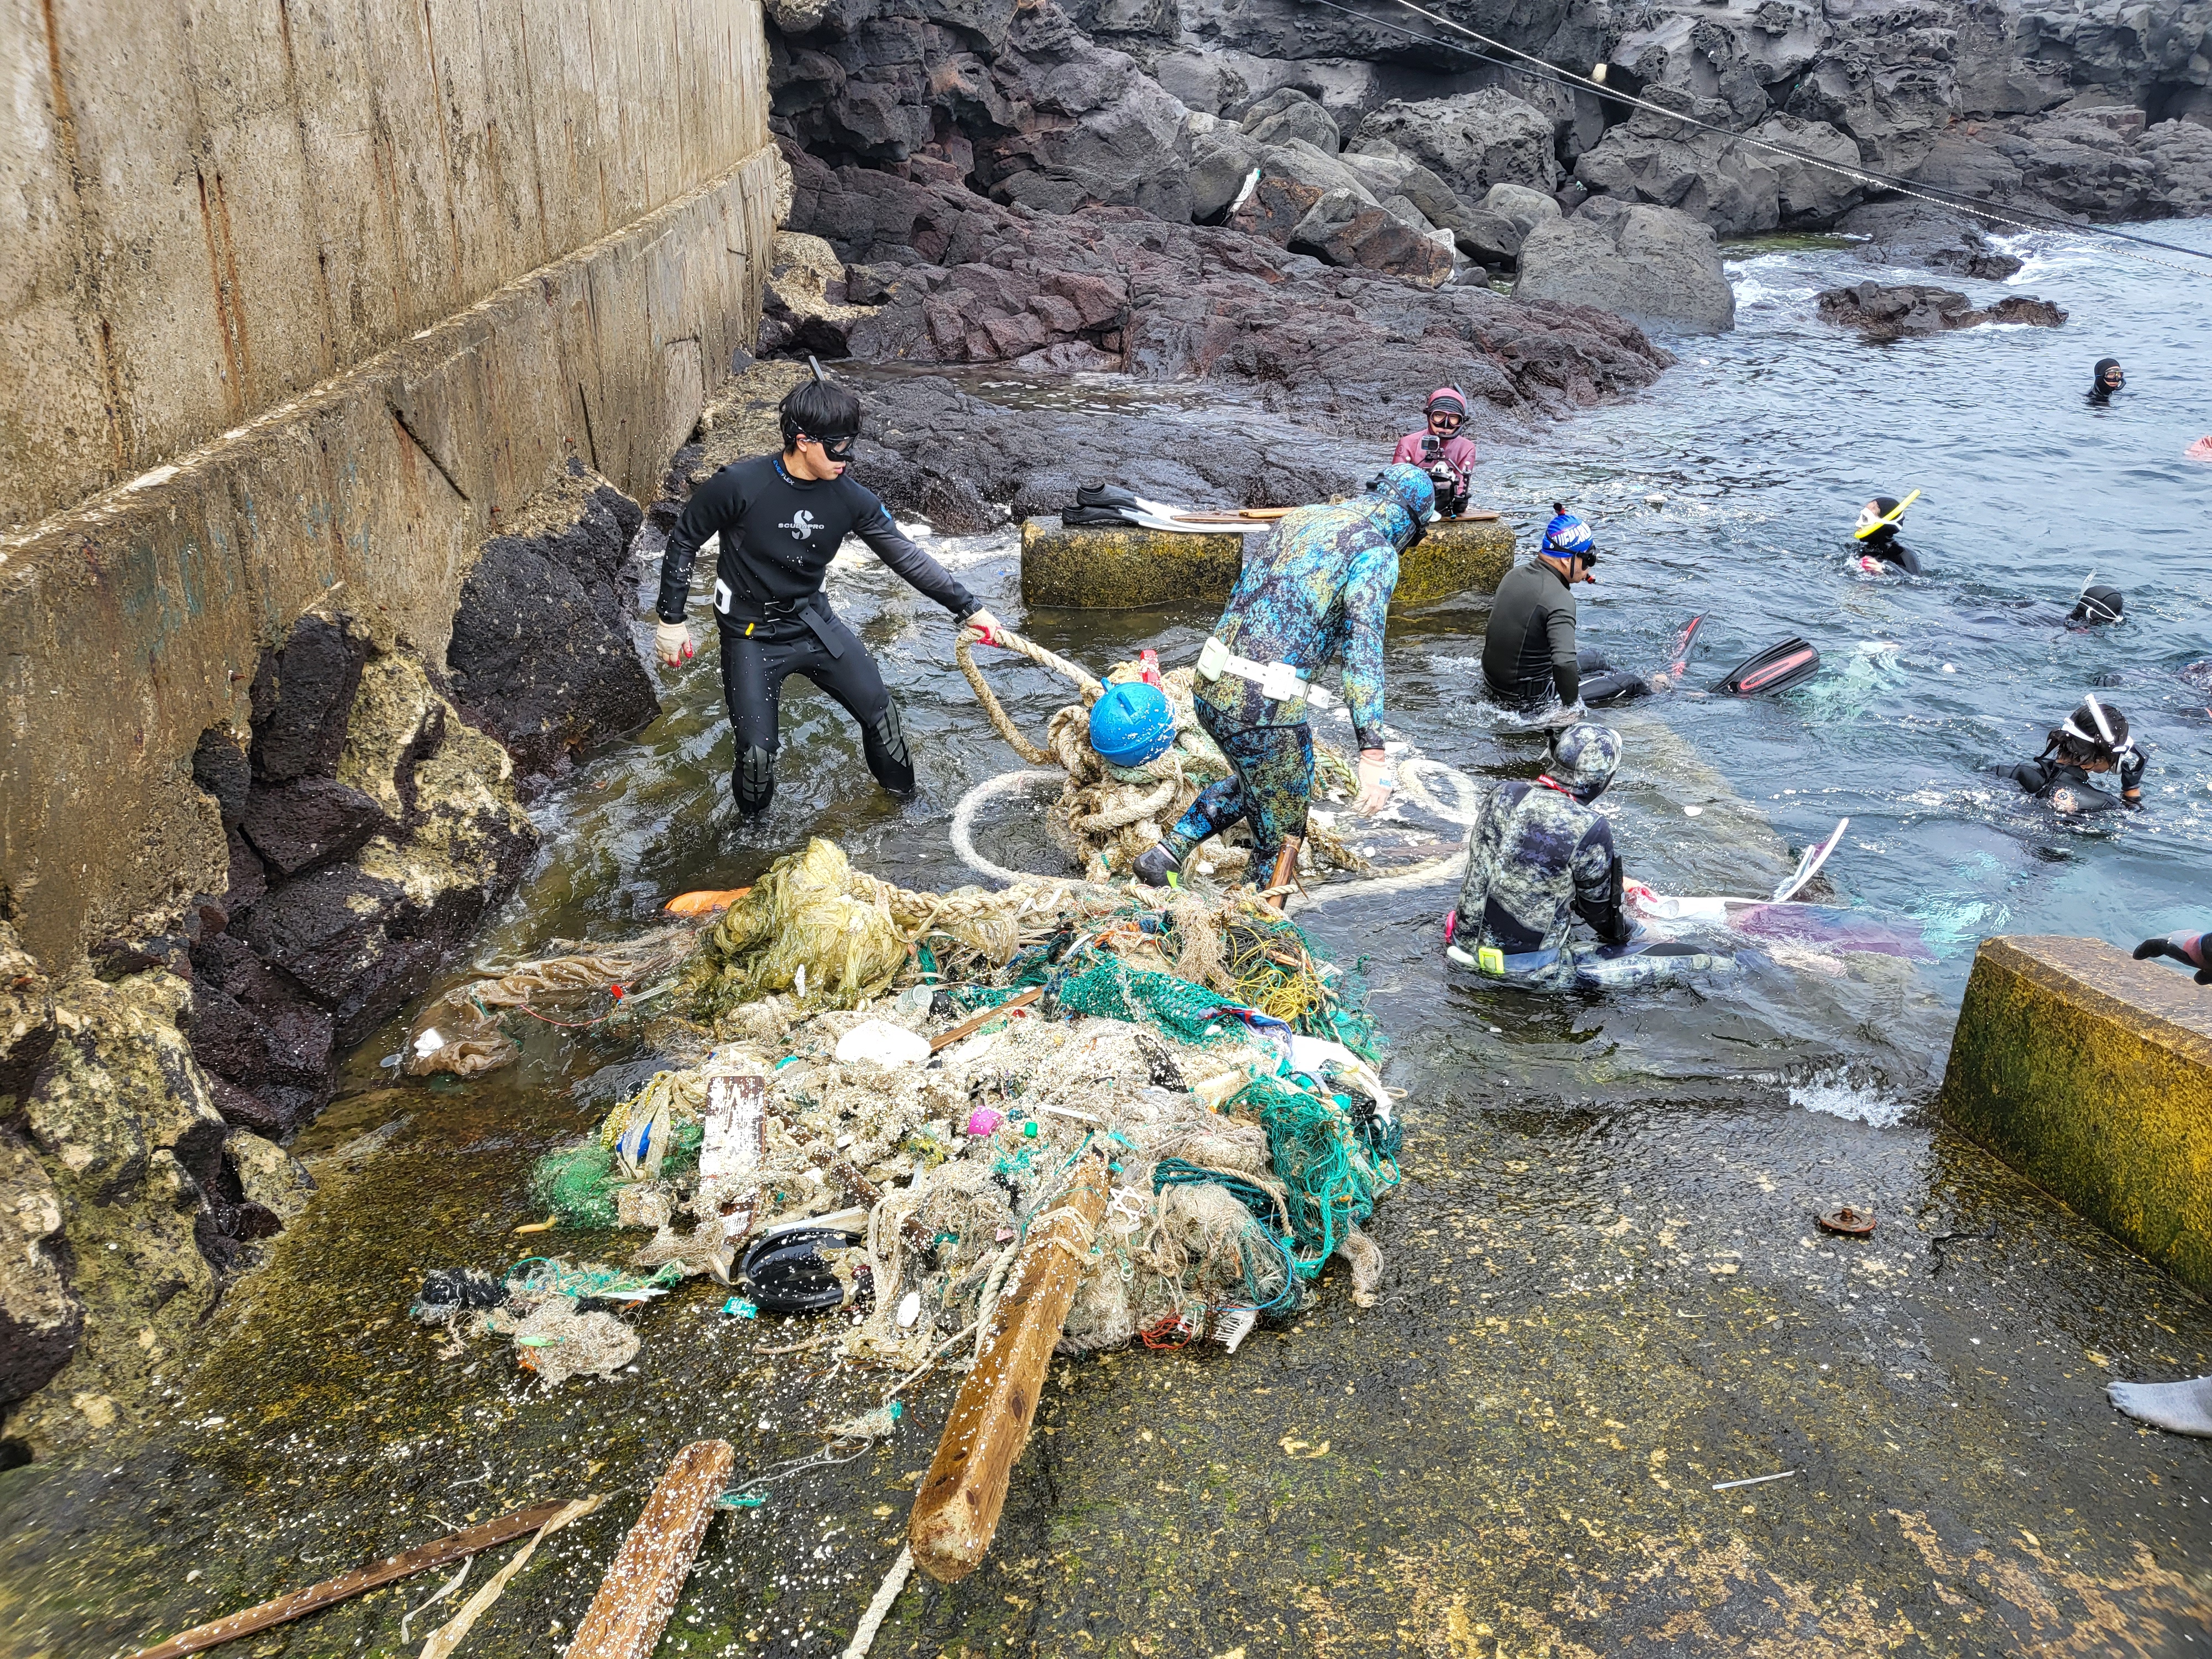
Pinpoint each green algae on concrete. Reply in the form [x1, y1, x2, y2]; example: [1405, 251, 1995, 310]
[1020, 515, 1516, 612]
[1940, 934, 2212, 1297]
[1020, 518, 1247, 611]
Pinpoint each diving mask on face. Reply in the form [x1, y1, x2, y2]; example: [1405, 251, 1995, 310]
[1853, 488, 1919, 540]
[808, 431, 858, 462]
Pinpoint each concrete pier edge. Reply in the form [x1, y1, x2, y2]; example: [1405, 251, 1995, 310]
[1939, 933, 2212, 1298]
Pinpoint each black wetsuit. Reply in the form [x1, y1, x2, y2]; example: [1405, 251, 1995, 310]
[1994, 757, 2137, 815]
[1855, 529, 1922, 575]
[1483, 560, 1606, 709]
[656, 455, 979, 816]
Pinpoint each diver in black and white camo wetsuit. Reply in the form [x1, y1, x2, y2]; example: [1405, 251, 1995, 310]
[1444, 723, 1731, 991]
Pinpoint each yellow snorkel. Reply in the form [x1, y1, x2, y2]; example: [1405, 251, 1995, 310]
[1853, 488, 1920, 540]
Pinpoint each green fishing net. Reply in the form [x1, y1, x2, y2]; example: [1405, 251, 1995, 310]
[530, 1121, 703, 1227]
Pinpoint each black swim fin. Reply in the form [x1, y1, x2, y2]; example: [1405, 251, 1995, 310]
[1714, 637, 1820, 696]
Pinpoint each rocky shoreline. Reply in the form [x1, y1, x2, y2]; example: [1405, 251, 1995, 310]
[749, 0, 2209, 524]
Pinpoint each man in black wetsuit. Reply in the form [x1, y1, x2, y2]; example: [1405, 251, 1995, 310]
[1995, 695, 2146, 816]
[653, 379, 1001, 817]
[1481, 505, 1606, 712]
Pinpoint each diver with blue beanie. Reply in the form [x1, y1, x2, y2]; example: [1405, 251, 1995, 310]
[1481, 503, 1612, 713]
[1133, 465, 1432, 906]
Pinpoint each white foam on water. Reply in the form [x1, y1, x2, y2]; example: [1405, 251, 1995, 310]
[1788, 1068, 1911, 1127]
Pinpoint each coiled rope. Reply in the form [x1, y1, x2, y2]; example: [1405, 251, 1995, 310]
[951, 629, 1486, 899]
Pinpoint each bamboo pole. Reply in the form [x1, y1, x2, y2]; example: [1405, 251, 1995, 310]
[565, 1440, 735, 1659]
[126, 1501, 575, 1659]
[908, 1155, 1110, 1582]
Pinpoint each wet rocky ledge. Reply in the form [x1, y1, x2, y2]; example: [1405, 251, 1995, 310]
[0, 460, 660, 1460]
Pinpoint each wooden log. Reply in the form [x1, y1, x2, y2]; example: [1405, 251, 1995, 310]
[908, 1155, 1110, 1582]
[126, 1501, 575, 1659]
[928, 985, 1044, 1054]
[565, 1439, 735, 1659]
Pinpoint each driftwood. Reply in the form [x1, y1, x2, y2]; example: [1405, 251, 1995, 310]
[565, 1439, 735, 1659]
[928, 985, 1044, 1054]
[908, 1155, 1110, 1581]
[126, 1500, 577, 1659]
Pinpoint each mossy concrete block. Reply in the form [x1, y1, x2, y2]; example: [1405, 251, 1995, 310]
[1020, 518, 1248, 610]
[1397, 517, 1517, 608]
[1939, 935, 2212, 1295]
[1018, 514, 1517, 612]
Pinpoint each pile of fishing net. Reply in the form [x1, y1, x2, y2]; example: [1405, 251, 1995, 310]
[507, 838, 1399, 1369]
[958, 635, 1372, 883]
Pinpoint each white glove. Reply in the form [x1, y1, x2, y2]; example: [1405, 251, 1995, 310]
[1354, 749, 1394, 816]
[654, 619, 695, 667]
[961, 608, 1005, 646]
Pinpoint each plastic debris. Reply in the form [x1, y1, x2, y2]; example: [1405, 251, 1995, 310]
[835, 1020, 933, 1068]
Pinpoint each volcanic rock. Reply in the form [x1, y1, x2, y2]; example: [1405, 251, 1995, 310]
[1242, 88, 1339, 153]
[1573, 111, 1865, 236]
[1353, 90, 1560, 200]
[1815, 280, 2068, 341]
[247, 614, 369, 785]
[1514, 197, 1737, 335]
[1837, 201, 2023, 279]
[447, 462, 659, 779]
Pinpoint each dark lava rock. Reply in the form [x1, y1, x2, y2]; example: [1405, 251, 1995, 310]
[236, 867, 441, 1049]
[1242, 89, 1340, 154]
[1838, 200, 2023, 280]
[1350, 91, 1561, 201]
[447, 462, 660, 779]
[190, 728, 251, 831]
[1815, 280, 2068, 341]
[787, 148, 1668, 397]
[239, 777, 386, 878]
[248, 615, 369, 784]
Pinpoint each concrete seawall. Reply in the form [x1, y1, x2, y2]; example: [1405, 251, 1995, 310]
[1939, 935, 2212, 1298]
[1, 0, 780, 973]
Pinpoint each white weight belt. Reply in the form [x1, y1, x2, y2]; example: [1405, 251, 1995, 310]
[1196, 635, 1310, 703]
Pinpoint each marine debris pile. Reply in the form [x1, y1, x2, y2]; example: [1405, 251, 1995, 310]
[410, 838, 1399, 1380]
[957, 634, 1373, 883]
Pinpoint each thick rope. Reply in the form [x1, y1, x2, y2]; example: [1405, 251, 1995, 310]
[955, 628, 1107, 768]
[840, 1547, 915, 1659]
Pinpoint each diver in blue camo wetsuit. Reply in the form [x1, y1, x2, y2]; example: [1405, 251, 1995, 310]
[1444, 722, 1730, 990]
[1134, 465, 1435, 905]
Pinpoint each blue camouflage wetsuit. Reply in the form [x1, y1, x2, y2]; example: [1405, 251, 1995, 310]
[1448, 726, 1731, 991]
[1157, 469, 1430, 876]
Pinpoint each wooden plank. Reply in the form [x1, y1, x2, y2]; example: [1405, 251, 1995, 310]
[127, 1501, 573, 1659]
[928, 985, 1044, 1054]
[565, 1439, 736, 1659]
[909, 1156, 1111, 1582]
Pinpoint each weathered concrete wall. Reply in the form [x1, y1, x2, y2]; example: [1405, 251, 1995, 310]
[0, 0, 779, 973]
[1939, 935, 2212, 1297]
[3, 0, 770, 528]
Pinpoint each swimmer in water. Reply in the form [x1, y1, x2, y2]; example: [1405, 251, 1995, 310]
[1992, 693, 2145, 815]
[1851, 491, 1921, 575]
[2133, 930, 2212, 985]
[2067, 581, 2125, 627]
[2087, 357, 2125, 406]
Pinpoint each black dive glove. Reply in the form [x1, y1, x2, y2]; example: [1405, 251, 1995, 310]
[2118, 744, 2146, 804]
[2133, 934, 2212, 984]
[1575, 855, 1635, 946]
